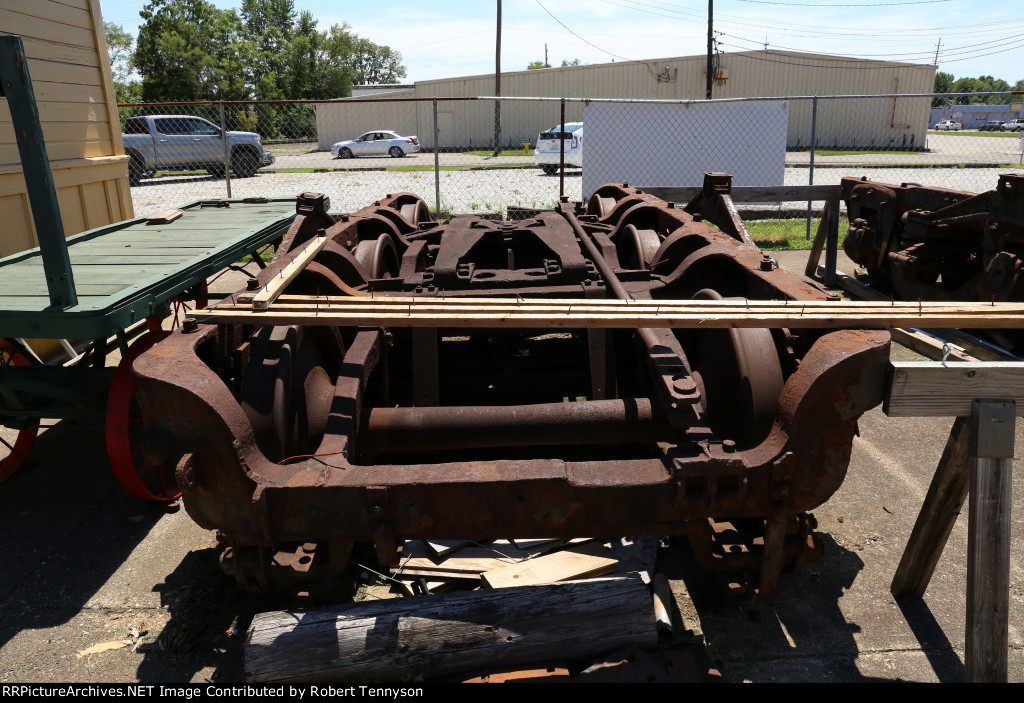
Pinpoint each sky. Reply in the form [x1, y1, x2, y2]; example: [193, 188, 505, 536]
[98, 0, 1024, 85]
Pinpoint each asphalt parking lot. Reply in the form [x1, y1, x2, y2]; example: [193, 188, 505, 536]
[1, 247, 1021, 684]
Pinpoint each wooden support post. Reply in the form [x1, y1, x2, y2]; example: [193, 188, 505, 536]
[965, 399, 1014, 683]
[823, 198, 839, 287]
[804, 197, 840, 284]
[890, 416, 971, 599]
[887, 359, 1019, 683]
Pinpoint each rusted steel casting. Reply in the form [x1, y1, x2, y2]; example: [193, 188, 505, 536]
[841, 174, 1024, 352]
[133, 175, 890, 595]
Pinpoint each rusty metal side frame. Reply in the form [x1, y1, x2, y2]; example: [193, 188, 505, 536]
[133, 180, 891, 594]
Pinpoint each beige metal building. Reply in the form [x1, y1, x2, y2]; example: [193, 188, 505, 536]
[0, 0, 133, 258]
[316, 50, 935, 152]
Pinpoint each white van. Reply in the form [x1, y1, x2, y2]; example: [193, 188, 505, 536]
[534, 122, 583, 174]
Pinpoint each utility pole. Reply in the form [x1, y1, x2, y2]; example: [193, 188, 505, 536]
[545, 43, 549, 68]
[706, 0, 713, 99]
[933, 38, 942, 66]
[493, 0, 502, 155]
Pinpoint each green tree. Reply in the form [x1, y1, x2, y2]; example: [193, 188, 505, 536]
[134, 0, 250, 101]
[349, 37, 405, 85]
[104, 22, 141, 103]
[937, 73, 1019, 105]
[240, 0, 296, 99]
[560, 58, 581, 67]
[933, 71, 953, 94]
[527, 60, 548, 70]
[131, 0, 406, 102]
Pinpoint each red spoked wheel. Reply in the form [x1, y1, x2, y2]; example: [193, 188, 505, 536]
[0, 341, 39, 485]
[168, 279, 208, 328]
[105, 329, 179, 501]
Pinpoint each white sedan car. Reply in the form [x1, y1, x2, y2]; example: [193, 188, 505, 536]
[534, 122, 583, 174]
[933, 119, 963, 131]
[331, 131, 420, 158]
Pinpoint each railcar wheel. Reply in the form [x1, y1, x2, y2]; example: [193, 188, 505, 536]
[105, 330, 179, 501]
[689, 289, 785, 447]
[0, 341, 39, 485]
[621, 223, 661, 270]
[353, 233, 400, 280]
[240, 326, 343, 462]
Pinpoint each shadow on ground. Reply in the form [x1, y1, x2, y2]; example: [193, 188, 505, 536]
[659, 534, 965, 683]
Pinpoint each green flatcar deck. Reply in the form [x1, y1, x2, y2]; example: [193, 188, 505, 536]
[0, 198, 299, 340]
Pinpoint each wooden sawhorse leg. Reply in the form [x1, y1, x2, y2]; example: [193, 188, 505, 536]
[890, 400, 1015, 682]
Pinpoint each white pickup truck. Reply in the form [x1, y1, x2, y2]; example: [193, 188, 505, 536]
[122, 115, 274, 185]
[933, 119, 963, 131]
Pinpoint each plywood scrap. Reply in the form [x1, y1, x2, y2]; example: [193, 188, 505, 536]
[481, 540, 618, 589]
[245, 574, 655, 682]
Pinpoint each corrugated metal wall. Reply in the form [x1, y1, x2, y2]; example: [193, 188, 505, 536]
[315, 50, 935, 152]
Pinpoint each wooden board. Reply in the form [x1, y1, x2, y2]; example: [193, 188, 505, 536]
[885, 361, 1024, 417]
[238, 233, 331, 309]
[481, 540, 618, 588]
[245, 574, 655, 683]
[194, 295, 1024, 331]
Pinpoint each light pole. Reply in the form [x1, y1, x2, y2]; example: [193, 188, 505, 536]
[706, 0, 713, 99]
[494, 0, 502, 154]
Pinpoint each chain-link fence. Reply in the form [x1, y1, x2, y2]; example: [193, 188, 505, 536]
[118, 93, 1023, 246]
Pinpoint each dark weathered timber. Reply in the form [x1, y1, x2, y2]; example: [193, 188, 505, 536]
[890, 416, 971, 599]
[965, 400, 1015, 683]
[245, 575, 655, 683]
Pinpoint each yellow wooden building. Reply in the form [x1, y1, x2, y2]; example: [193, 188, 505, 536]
[0, 0, 132, 258]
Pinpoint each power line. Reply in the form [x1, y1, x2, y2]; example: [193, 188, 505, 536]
[721, 30, 1024, 62]
[598, 0, 1024, 41]
[536, 0, 637, 63]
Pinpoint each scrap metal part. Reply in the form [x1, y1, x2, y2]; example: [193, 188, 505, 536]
[133, 176, 890, 595]
[842, 174, 1024, 351]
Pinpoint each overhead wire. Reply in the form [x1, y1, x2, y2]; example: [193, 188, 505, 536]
[721, 31, 1024, 62]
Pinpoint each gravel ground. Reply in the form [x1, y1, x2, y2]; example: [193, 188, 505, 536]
[129, 167, 578, 218]
[128, 163, 1014, 220]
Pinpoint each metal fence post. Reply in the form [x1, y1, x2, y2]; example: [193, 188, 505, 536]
[220, 102, 232, 199]
[559, 97, 565, 200]
[433, 98, 441, 215]
[805, 95, 818, 240]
